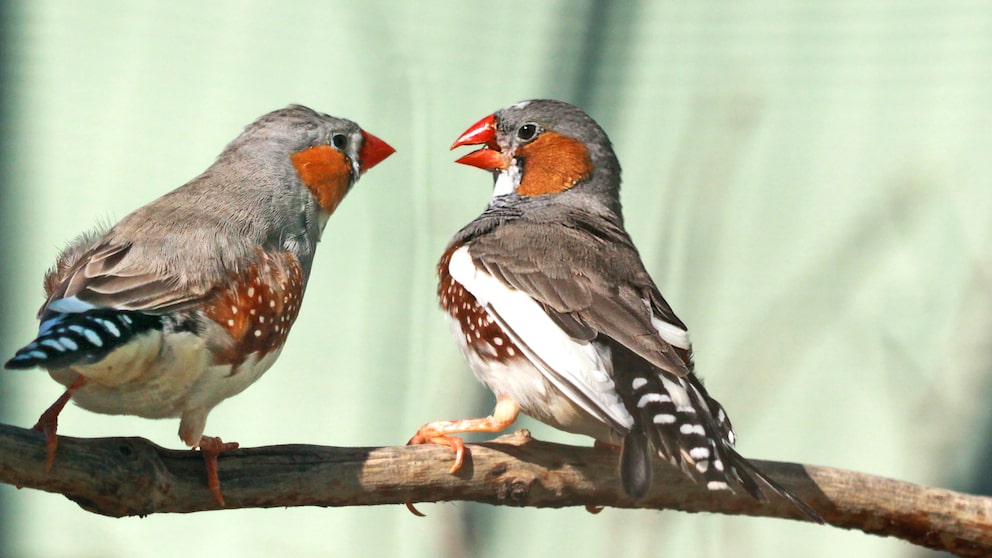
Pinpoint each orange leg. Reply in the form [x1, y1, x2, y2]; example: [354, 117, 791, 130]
[408, 396, 520, 474]
[406, 397, 520, 516]
[198, 435, 239, 506]
[32, 376, 86, 472]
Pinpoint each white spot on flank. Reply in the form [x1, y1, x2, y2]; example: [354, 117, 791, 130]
[254, 330, 262, 337]
[227, 319, 235, 327]
[248, 287, 255, 297]
[269, 300, 275, 308]
[631, 377, 648, 391]
[448, 245, 634, 431]
[259, 316, 265, 323]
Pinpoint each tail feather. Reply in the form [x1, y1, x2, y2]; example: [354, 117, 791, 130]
[724, 445, 824, 523]
[619, 430, 652, 498]
[627, 369, 725, 482]
[5, 309, 162, 370]
[620, 365, 822, 522]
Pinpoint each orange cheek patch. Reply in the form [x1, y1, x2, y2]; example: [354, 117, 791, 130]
[291, 145, 352, 215]
[516, 132, 593, 197]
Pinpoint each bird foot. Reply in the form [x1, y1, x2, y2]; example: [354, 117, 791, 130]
[404, 429, 467, 516]
[31, 377, 86, 471]
[408, 429, 467, 474]
[404, 398, 520, 516]
[198, 435, 239, 506]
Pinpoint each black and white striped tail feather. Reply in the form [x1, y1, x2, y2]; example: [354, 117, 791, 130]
[624, 369, 737, 492]
[4, 309, 162, 370]
[622, 368, 823, 522]
[680, 373, 823, 520]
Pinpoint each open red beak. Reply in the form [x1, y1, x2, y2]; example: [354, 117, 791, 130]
[451, 114, 507, 171]
[359, 130, 395, 173]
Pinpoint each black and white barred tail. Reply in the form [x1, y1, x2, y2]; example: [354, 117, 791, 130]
[4, 309, 162, 370]
[618, 366, 822, 522]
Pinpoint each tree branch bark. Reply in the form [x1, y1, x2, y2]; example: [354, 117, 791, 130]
[1, 422, 989, 556]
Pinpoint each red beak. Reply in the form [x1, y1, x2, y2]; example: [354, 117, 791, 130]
[451, 114, 507, 171]
[359, 130, 395, 173]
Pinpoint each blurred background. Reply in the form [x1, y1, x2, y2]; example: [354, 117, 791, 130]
[1, 1, 990, 557]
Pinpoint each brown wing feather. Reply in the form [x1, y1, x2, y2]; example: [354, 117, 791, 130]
[41, 237, 210, 319]
[467, 217, 691, 377]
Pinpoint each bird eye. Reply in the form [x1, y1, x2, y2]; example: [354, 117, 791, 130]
[331, 134, 347, 149]
[517, 123, 538, 141]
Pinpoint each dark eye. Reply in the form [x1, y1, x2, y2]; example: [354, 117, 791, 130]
[331, 134, 347, 149]
[517, 123, 538, 141]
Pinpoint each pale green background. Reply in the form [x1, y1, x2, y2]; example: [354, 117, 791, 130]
[2, 2, 990, 557]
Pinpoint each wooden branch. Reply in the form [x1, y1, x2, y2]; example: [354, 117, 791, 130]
[1, 423, 989, 557]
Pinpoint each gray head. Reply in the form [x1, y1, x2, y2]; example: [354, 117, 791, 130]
[223, 105, 393, 183]
[171, 104, 395, 241]
[450, 99, 623, 217]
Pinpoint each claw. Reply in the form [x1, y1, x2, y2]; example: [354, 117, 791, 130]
[403, 398, 521, 516]
[405, 502, 427, 517]
[408, 432, 467, 474]
[198, 435, 239, 506]
[404, 431, 469, 516]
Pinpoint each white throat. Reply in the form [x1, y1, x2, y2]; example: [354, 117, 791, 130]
[492, 163, 521, 198]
